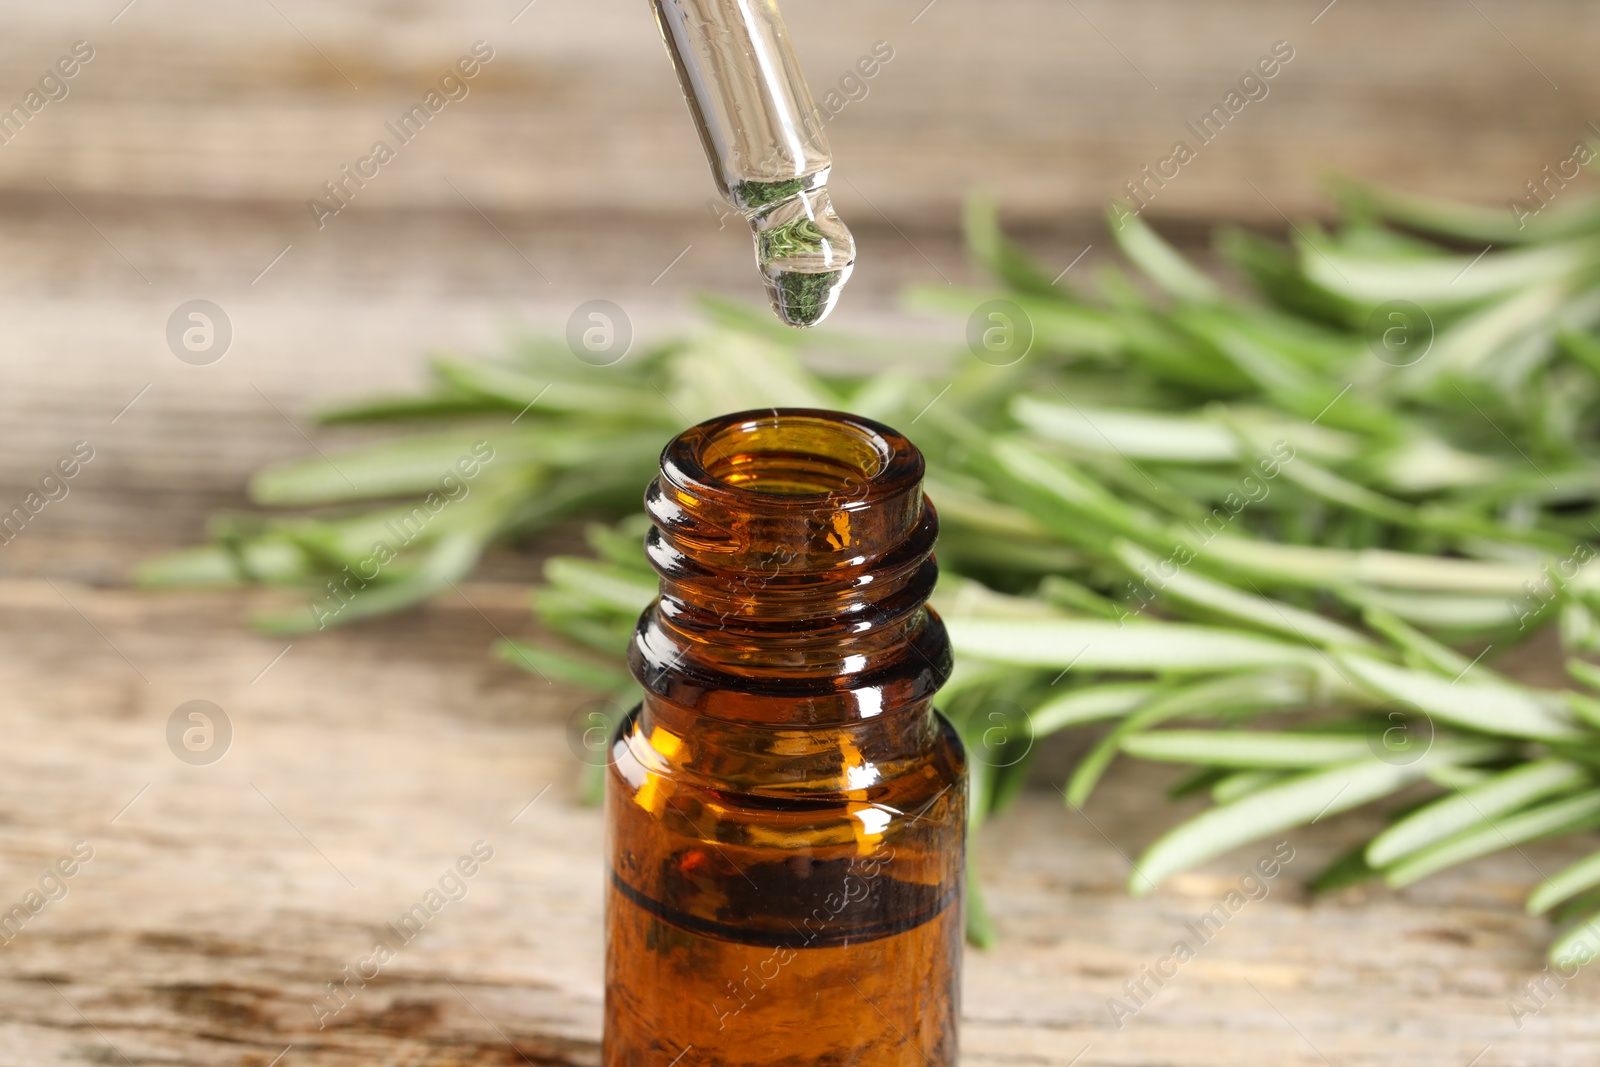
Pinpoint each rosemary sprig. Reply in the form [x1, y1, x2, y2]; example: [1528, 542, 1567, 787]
[140, 175, 1600, 962]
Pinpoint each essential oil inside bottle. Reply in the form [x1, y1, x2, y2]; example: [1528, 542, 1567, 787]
[604, 409, 965, 1066]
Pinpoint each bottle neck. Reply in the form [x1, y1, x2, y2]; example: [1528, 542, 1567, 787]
[628, 409, 952, 731]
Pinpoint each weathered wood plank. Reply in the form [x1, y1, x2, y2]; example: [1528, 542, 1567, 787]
[0, 0, 1593, 224]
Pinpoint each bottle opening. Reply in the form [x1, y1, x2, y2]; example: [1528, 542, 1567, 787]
[637, 406, 951, 722]
[695, 412, 892, 499]
[652, 408, 928, 575]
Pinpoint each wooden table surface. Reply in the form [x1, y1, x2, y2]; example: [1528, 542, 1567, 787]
[5, 579, 1600, 1067]
[4, 1, 1600, 1063]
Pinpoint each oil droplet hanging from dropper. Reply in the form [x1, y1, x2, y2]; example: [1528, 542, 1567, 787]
[750, 183, 853, 328]
[649, 0, 856, 328]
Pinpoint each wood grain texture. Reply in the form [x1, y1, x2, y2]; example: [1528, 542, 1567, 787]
[2, 583, 1599, 1067]
[0, 0, 1595, 226]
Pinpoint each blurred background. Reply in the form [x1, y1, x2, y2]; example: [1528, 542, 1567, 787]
[3, 1, 1599, 1064]
[4, 0, 1596, 576]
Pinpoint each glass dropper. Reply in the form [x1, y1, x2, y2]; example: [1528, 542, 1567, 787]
[649, 0, 856, 328]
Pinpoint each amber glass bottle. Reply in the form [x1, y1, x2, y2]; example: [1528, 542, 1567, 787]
[604, 408, 966, 1067]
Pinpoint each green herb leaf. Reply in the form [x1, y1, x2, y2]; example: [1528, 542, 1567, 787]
[1367, 759, 1591, 868]
[945, 617, 1324, 674]
[1529, 850, 1600, 916]
[1337, 653, 1585, 741]
[1130, 741, 1506, 895]
[1384, 791, 1600, 888]
[1121, 730, 1378, 768]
